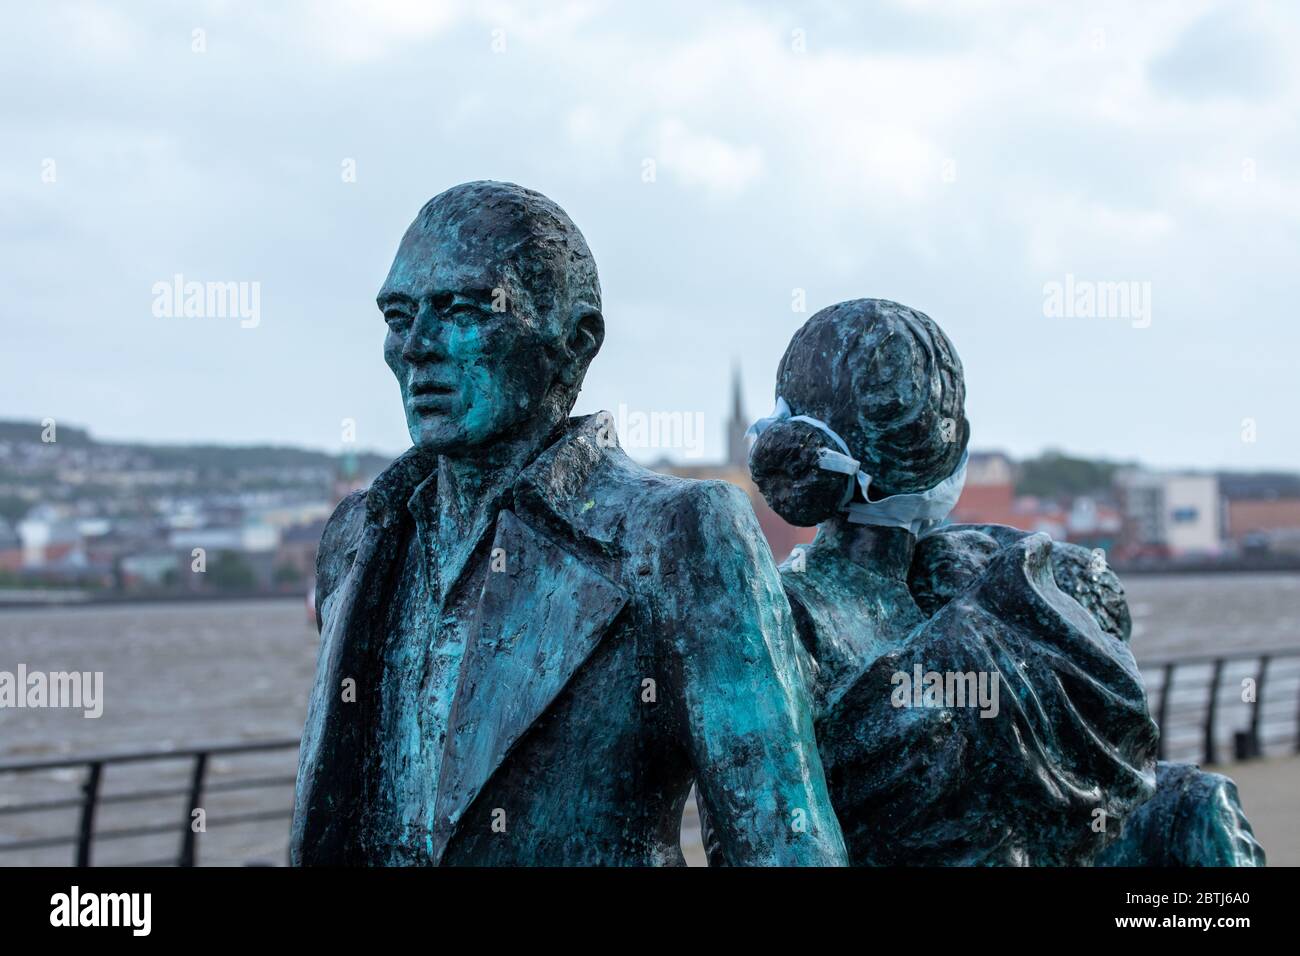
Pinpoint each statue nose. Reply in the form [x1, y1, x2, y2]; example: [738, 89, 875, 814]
[402, 331, 440, 361]
[402, 310, 447, 362]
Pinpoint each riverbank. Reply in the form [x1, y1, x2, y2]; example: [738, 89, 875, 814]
[0, 588, 308, 610]
[1, 591, 1294, 866]
[1114, 556, 1300, 576]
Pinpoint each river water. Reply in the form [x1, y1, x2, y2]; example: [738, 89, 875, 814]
[1, 572, 1296, 865]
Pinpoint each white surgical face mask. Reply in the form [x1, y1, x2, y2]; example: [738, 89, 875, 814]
[747, 396, 968, 536]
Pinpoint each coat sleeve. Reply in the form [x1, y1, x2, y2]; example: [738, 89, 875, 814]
[654, 480, 846, 866]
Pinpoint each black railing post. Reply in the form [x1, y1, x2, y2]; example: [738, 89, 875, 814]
[1156, 661, 1175, 761]
[178, 752, 208, 867]
[76, 762, 103, 867]
[1295, 665, 1300, 754]
[1246, 655, 1270, 759]
[1203, 658, 1226, 765]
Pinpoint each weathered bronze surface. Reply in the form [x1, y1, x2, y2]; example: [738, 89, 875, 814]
[1097, 762, 1266, 866]
[293, 196, 1262, 867]
[746, 299, 1262, 866]
[291, 182, 845, 866]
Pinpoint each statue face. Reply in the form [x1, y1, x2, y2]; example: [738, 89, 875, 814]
[378, 215, 564, 453]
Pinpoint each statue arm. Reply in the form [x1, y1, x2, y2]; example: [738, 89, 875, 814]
[659, 481, 847, 866]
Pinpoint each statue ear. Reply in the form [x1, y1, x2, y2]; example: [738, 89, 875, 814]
[559, 304, 604, 384]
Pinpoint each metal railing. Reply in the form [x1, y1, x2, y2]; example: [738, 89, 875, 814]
[1139, 647, 1300, 765]
[0, 738, 299, 867]
[1, 648, 1297, 866]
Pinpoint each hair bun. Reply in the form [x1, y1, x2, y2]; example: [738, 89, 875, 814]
[773, 299, 967, 498]
[750, 418, 851, 527]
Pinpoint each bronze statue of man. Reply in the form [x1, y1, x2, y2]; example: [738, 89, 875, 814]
[291, 181, 845, 866]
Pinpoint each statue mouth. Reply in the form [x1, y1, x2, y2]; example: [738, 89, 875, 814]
[408, 380, 456, 411]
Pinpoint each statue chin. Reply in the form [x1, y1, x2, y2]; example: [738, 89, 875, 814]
[405, 412, 527, 457]
[407, 393, 572, 457]
[405, 416, 470, 455]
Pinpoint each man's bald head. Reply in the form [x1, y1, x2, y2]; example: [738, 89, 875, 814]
[410, 180, 601, 332]
[378, 182, 605, 453]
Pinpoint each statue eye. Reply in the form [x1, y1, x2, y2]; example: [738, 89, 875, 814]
[438, 298, 490, 321]
[383, 308, 412, 329]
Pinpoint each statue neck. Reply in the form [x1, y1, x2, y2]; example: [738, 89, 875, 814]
[814, 517, 916, 581]
[421, 415, 565, 600]
[435, 418, 562, 531]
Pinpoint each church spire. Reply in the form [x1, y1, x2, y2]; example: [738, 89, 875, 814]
[726, 360, 749, 468]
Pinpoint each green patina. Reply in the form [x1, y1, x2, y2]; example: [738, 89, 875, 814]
[291, 182, 845, 866]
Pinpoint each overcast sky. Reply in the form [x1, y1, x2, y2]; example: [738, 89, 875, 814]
[2, 1, 1297, 470]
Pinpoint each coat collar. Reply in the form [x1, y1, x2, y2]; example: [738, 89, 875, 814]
[355, 414, 631, 863]
[364, 413, 622, 549]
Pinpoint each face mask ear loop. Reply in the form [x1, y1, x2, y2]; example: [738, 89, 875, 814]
[815, 447, 869, 507]
[748, 396, 875, 510]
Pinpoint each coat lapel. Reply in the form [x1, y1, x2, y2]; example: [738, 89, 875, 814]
[292, 446, 436, 865]
[291, 521, 397, 863]
[296, 421, 632, 865]
[431, 507, 628, 862]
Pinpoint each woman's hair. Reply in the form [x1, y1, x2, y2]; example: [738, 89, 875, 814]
[750, 299, 969, 527]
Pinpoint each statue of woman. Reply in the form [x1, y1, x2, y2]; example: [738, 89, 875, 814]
[744, 298, 1161, 865]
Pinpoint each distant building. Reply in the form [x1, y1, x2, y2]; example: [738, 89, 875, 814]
[1116, 470, 1221, 557]
[120, 552, 181, 589]
[251, 502, 333, 532]
[0, 519, 21, 573]
[16, 513, 84, 568]
[910, 451, 1124, 548]
[276, 518, 329, 582]
[1117, 471, 1165, 555]
[1164, 474, 1221, 554]
[1227, 499, 1300, 542]
[1220, 473, 1300, 547]
[168, 522, 278, 554]
[1063, 496, 1122, 553]
[950, 451, 1018, 527]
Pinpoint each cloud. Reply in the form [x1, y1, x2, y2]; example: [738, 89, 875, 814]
[2, 0, 1299, 471]
[1149, 7, 1283, 102]
[295, 0, 463, 62]
[653, 118, 764, 197]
